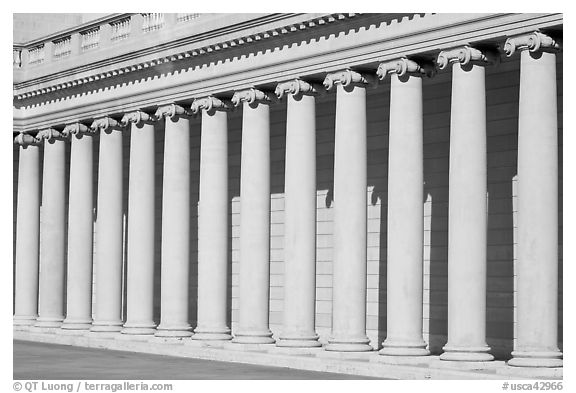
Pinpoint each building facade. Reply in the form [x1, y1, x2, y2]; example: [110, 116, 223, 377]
[13, 13, 563, 372]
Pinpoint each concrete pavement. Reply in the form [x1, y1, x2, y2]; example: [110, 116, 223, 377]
[14, 340, 380, 380]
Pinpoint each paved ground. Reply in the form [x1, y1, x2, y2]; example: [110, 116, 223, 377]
[14, 340, 382, 380]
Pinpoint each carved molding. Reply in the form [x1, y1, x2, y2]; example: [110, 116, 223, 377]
[504, 31, 561, 57]
[323, 69, 376, 90]
[36, 128, 67, 142]
[120, 110, 156, 126]
[231, 88, 274, 107]
[437, 46, 499, 69]
[14, 132, 40, 147]
[62, 122, 95, 137]
[90, 116, 123, 132]
[190, 96, 231, 114]
[377, 58, 435, 79]
[275, 79, 320, 99]
[155, 104, 190, 119]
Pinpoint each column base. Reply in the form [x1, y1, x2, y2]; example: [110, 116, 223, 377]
[121, 322, 157, 335]
[13, 315, 37, 326]
[232, 329, 275, 344]
[508, 350, 563, 368]
[90, 320, 123, 332]
[325, 336, 373, 352]
[61, 318, 93, 330]
[380, 338, 430, 356]
[440, 344, 494, 361]
[34, 317, 64, 328]
[277, 332, 321, 348]
[192, 326, 233, 341]
[155, 324, 193, 338]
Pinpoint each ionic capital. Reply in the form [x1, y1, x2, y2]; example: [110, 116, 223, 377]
[377, 58, 435, 79]
[62, 122, 95, 137]
[120, 110, 157, 127]
[14, 132, 41, 147]
[36, 128, 67, 142]
[155, 104, 190, 120]
[90, 117, 123, 133]
[323, 69, 376, 91]
[504, 32, 561, 57]
[437, 46, 499, 70]
[275, 79, 320, 99]
[231, 88, 274, 107]
[191, 96, 232, 114]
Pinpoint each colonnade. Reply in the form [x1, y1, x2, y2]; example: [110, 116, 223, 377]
[13, 32, 562, 367]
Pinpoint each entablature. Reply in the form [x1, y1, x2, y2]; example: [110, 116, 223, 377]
[13, 12, 562, 134]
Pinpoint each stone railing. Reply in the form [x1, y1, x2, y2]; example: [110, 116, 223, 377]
[13, 13, 205, 71]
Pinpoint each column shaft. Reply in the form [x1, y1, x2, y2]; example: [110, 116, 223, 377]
[194, 106, 232, 340]
[156, 113, 192, 337]
[35, 134, 67, 328]
[278, 90, 320, 347]
[509, 48, 562, 368]
[381, 72, 428, 356]
[441, 61, 493, 361]
[91, 126, 124, 332]
[14, 138, 41, 326]
[122, 120, 156, 334]
[62, 132, 94, 329]
[232, 97, 274, 344]
[326, 80, 371, 352]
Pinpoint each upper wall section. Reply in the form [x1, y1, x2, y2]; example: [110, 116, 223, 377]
[13, 13, 562, 133]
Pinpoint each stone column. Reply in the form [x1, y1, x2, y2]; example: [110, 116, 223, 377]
[191, 96, 233, 341]
[121, 111, 157, 335]
[377, 58, 433, 356]
[231, 88, 275, 344]
[155, 104, 193, 337]
[13, 133, 41, 326]
[62, 123, 95, 330]
[324, 70, 373, 352]
[90, 117, 125, 332]
[505, 32, 562, 368]
[35, 128, 68, 328]
[437, 46, 497, 361]
[275, 80, 321, 348]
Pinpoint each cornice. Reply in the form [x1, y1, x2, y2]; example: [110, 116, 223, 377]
[14, 13, 359, 99]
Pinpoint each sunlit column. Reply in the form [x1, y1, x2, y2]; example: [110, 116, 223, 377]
[62, 123, 95, 330]
[275, 79, 321, 347]
[324, 70, 373, 352]
[13, 133, 41, 326]
[155, 104, 193, 337]
[191, 96, 233, 341]
[231, 88, 275, 344]
[121, 111, 157, 335]
[437, 46, 497, 361]
[377, 58, 433, 356]
[90, 117, 125, 332]
[505, 32, 562, 368]
[35, 128, 68, 328]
